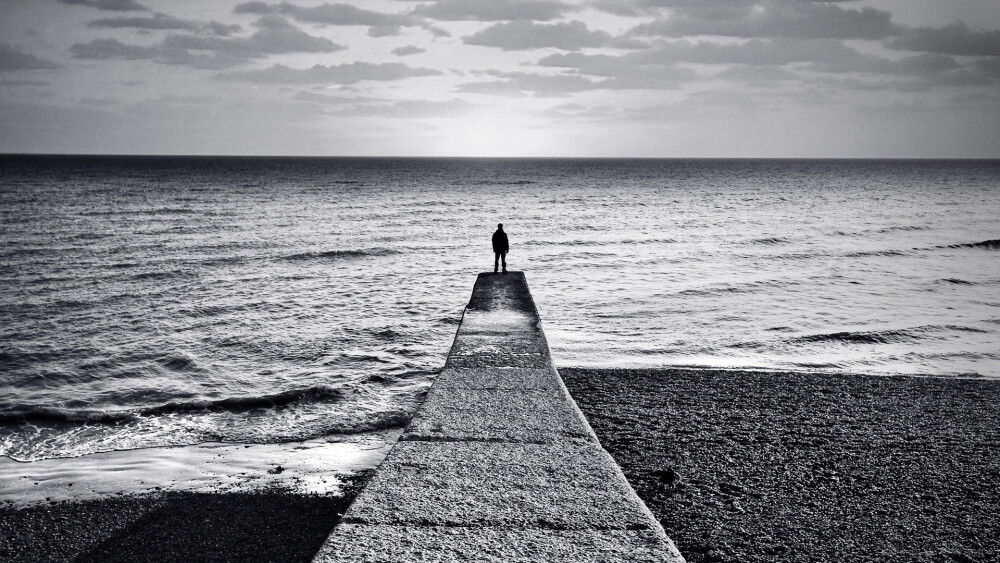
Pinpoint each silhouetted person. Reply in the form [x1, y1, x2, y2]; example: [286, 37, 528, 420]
[492, 223, 508, 273]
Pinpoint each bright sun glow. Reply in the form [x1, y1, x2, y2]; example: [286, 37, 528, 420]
[434, 105, 554, 157]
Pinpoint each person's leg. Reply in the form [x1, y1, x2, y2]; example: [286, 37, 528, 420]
[501, 252, 507, 272]
[494, 252, 500, 273]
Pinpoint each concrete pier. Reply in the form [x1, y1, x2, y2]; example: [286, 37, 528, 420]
[313, 272, 685, 562]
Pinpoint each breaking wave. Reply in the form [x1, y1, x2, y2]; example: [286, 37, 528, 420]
[0, 386, 346, 424]
[943, 239, 1000, 250]
[789, 324, 989, 346]
[791, 329, 918, 345]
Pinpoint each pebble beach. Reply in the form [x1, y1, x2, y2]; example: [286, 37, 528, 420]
[0, 472, 371, 563]
[562, 368, 1000, 563]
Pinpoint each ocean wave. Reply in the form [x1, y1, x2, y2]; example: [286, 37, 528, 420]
[791, 361, 846, 369]
[134, 207, 198, 215]
[745, 236, 791, 245]
[66, 232, 111, 241]
[520, 237, 676, 247]
[789, 324, 989, 346]
[769, 252, 825, 261]
[158, 353, 201, 372]
[938, 324, 990, 333]
[0, 247, 54, 259]
[198, 255, 249, 267]
[27, 275, 78, 284]
[469, 179, 536, 186]
[131, 269, 197, 281]
[281, 248, 401, 261]
[790, 328, 918, 345]
[942, 239, 1000, 250]
[875, 225, 928, 233]
[0, 385, 344, 424]
[518, 239, 592, 247]
[831, 225, 928, 237]
[676, 278, 793, 297]
[844, 249, 909, 257]
[939, 278, 977, 285]
[620, 237, 678, 245]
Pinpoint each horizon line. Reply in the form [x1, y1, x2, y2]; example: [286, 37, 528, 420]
[3, 153, 999, 161]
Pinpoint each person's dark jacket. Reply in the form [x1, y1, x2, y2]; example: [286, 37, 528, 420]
[492, 229, 509, 254]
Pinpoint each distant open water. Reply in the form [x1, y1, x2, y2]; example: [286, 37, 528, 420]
[1, 156, 998, 462]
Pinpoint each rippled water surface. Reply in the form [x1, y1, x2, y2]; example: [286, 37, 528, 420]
[2, 156, 998, 461]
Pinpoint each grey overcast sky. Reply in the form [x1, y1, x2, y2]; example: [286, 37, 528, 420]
[1, 0, 999, 157]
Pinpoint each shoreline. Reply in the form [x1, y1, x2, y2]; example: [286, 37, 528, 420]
[558, 362, 996, 380]
[561, 367, 1000, 563]
[0, 430, 400, 508]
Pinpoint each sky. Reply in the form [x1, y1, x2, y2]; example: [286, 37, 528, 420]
[1, 0, 999, 157]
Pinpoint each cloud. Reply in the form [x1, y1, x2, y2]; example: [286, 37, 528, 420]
[60, 0, 149, 11]
[235, 2, 421, 27]
[888, 22, 1000, 57]
[539, 102, 623, 120]
[536, 38, 863, 84]
[392, 45, 425, 57]
[292, 90, 475, 120]
[628, 2, 897, 40]
[70, 38, 158, 60]
[412, 0, 575, 22]
[234, 2, 454, 38]
[542, 38, 864, 70]
[464, 20, 637, 51]
[88, 13, 242, 35]
[216, 62, 443, 84]
[539, 33, 997, 91]
[0, 44, 60, 71]
[326, 98, 476, 119]
[162, 16, 343, 56]
[293, 90, 368, 104]
[368, 26, 403, 37]
[598, 66, 700, 90]
[456, 69, 603, 97]
[808, 52, 961, 77]
[712, 64, 799, 83]
[72, 17, 343, 68]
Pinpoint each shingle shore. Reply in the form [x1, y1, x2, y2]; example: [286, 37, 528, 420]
[563, 368, 1000, 563]
[0, 476, 371, 562]
[313, 272, 685, 562]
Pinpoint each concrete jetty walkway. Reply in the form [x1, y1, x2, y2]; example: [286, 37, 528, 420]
[314, 272, 685, 562]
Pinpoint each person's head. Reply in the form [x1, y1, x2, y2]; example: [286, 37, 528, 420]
[497, 223, 503, 230]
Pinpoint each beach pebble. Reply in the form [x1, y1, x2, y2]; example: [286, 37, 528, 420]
[563, 367, 1000, 563]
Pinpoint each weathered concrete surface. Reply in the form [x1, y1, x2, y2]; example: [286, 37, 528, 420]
[433, 368, 563, 390]
[343, 441, 654, 530]
[314, 272, 685, 562]
[401, 389, 593, 443]
[326, 525, 677, 563]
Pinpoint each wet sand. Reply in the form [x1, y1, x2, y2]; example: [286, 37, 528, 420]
[0, 472, 371, 563]
[562, 368, 1000, 563]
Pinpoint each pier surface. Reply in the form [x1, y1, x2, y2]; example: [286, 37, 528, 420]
[313, 272, 685, 562]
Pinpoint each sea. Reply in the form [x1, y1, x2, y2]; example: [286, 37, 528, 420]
[1, 156, 998, 493]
